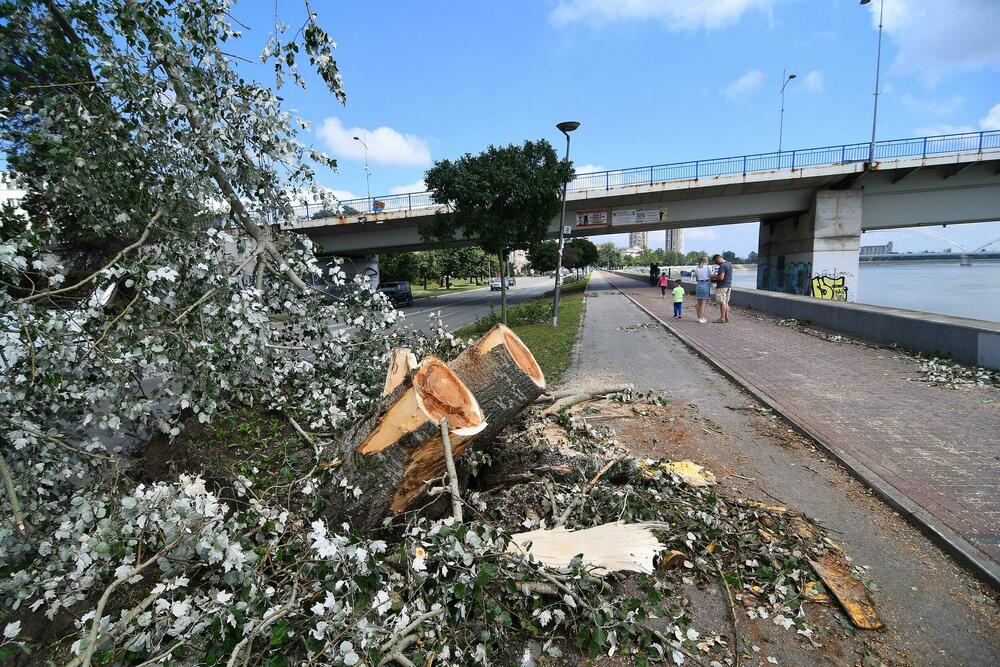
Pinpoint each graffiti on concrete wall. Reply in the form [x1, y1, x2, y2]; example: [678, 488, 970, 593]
[758, 259, 813, 296]
[810, 274, 848, 301]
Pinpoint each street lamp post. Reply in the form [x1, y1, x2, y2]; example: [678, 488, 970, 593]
[860, 0, 884, 166]
[552, 120, 580, 328]
[778, 70, 796, 155]
[353, 134, 372, 212]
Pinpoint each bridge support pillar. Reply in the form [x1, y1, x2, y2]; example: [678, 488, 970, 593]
[316, 254, 381, 289]
[757, 190, 861, 302]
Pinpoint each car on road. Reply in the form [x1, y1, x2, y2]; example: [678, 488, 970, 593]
[506, 276, 516, 287]
[378, 281, 413, 307]
[490, 278, 502, 291]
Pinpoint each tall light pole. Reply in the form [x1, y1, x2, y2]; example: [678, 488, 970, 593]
[552, 120, 580, 328]
[861, 0, 884, 166]
[778, 70, 796, 154]
[353, 134, 372, 211]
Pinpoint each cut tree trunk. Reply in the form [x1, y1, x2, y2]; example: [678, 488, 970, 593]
[448, 324, 546, 449]
[326, 356, 486, 532]
[382, 347, 418, 396]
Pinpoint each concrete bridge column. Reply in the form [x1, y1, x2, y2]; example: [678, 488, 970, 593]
[316, 254, 381, 289]
[757, 190, 861, 302]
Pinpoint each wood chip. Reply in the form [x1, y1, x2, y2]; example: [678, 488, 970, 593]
[809, 554, 883, 629]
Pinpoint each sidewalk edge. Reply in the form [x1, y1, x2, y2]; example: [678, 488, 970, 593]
[606, 274, 1000, 591]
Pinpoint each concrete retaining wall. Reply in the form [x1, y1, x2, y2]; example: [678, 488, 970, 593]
[616, 272, 1000, 369]
[698, 284, 1000, 369]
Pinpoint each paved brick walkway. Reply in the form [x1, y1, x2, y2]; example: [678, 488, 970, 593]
[602, 271, 1000, 575]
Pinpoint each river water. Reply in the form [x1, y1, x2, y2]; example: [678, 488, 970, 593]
[729, 261, 1000, 323]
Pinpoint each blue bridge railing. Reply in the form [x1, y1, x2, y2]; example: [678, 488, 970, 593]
[294, 129, 1000, 219]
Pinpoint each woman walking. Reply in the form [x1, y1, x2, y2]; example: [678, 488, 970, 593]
[693, 256, 711, 323]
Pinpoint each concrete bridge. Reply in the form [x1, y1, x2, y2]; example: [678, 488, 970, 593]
[287, 130, 1000, 301]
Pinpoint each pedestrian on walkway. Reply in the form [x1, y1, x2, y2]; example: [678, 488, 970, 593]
[658, 272, 669, 297]
[711, 253, 732, 323]
[693, 256, 711, 323]
[672, 279, 685, 318]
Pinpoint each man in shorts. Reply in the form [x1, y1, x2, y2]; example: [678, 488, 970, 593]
[711, 254, 733, 323]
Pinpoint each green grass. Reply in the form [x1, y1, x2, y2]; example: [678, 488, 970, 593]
[456, 275, 590, 384]
[413, 281, 485, 299]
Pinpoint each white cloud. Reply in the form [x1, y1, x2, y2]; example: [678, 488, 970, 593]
[573, 164, 605, 174]
[914, 124, 975, 137]
[722, 69, 765, 102]
[871, 0, 1000, 85]
[317, 118, 432, 167]
[329, 189, 361, 201]
[802, 70, 824, 93]
[980, 103, 1000, 131]
[389, 179, 427, 194]
[901, 94, 964, 115]
[550, 0, 773, 30]
[685, 228, 720, 241]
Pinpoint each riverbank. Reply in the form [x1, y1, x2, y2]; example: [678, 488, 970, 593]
[630, 261, 999, 322]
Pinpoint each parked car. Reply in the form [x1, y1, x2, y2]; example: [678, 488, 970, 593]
[490, 278, 503, 291]
[377, 281, 413, 307]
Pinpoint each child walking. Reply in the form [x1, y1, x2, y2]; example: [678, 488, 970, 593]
[672, 279, 685, 318]
[658, 272, 669, 297]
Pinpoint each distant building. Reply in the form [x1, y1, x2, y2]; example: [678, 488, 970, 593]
[664, 228, 684, 254]
[509, 249, 529, 273]
[622, 246, 644, 258]
[860, 241, 893, 256]
[628, 231, 648, 250]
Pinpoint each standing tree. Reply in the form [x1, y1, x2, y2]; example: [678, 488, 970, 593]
[527, 239, 560, 274]
[421, 140, 572, 324]
[379, 252, 421, 283]
[597, 242, 624, 269]
[566, 238, 598, 278]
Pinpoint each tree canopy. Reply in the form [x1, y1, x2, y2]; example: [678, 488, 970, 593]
[420, 139, 571, 321]
[527, 240, 560, 273]
[421, 140, 572, 257]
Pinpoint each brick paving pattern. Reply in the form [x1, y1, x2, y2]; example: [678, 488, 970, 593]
[602, 271, 1000, 567]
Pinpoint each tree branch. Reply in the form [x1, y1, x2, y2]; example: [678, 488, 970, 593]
[73, 538, 181, 667]
[225, 584, 300, 667]
[438, 417, 463, 523]
[15, 208, 163, 304]
[0, 450, 25, 533]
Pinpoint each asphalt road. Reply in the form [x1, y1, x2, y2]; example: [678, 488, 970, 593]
[396, 276, 556, 334]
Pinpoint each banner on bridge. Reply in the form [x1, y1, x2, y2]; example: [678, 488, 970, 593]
[611, 207, 667, 227]
[575, 210, 609, 228]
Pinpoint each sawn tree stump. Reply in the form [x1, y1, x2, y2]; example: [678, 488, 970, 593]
[326, 356, 485, 531]
[448, 324, 546, 449]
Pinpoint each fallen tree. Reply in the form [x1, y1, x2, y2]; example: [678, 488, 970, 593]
[0, 2, 885, 664]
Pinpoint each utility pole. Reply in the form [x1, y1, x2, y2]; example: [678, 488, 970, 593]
[779, 70, 796, 155]
[353, 134, 372, 211]
[552, 120, 580, 327]
[860, 0, 884, 166]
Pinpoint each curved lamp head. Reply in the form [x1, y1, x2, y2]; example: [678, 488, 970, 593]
[787, 73, 797, 81]
[556, 121, 581, 134]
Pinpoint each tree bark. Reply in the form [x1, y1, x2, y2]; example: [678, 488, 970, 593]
[448, 324, 545, 449]
[325, 357, 486, 532]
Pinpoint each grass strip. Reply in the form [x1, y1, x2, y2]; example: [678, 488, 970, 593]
[456, 275, 590, 384]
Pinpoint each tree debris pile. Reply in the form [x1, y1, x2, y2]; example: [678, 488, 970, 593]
[1, 325, 885, 666]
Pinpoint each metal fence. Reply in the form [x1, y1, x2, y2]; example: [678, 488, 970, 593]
[299, 129, 1000, 218]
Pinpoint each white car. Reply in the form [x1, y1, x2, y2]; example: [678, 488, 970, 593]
[490, 279, 503, 291]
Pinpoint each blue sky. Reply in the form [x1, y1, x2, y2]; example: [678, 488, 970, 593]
[232, 0, 1000, 255]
